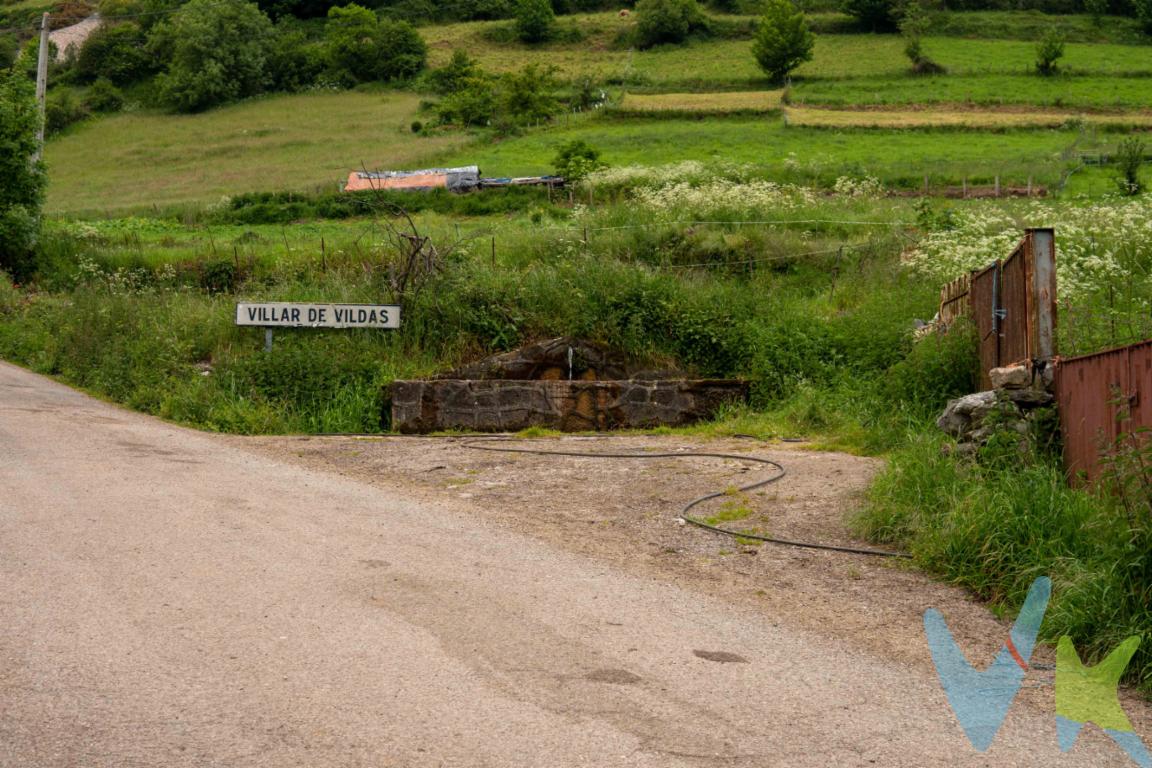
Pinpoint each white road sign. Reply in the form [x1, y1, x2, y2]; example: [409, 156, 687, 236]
[236, 302, 401, 329]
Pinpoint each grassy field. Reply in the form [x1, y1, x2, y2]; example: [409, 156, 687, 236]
[46, 96, 1092, 212]
[39, 9, 1152, 212]
[44, 91, 468, 214]
[784, 106, 1152, 129]
[616, 90, 782, 114]
[424, 22, 1152, 88]
[435, 118, 1077, 186]
[792, 73, 1152, 109]
[925, 10, 1150, 45]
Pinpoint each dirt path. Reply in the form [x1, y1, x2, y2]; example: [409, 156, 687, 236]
[2, 360, 1149, 767]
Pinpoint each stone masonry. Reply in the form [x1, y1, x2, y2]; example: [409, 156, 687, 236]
[391, 379, 749, 433]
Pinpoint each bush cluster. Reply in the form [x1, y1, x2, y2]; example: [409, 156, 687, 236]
[0, 68, 44, 281]
[633, 0, 709, 48]
[43, 0, 428, 114]
[434, 58, 561, 130]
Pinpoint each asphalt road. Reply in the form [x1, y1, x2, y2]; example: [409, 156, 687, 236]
[0, 361, 1143, 767]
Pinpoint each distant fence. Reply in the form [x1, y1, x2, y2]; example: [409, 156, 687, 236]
[937, 228, 1057, 390]
[1055, 339, 1152, 484]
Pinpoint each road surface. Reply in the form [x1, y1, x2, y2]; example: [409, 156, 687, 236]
[0, 361, 1145, 767]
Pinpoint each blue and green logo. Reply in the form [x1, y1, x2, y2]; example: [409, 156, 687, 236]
[925, 577, 1150, 766]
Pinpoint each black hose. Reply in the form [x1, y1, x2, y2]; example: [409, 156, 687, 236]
[461, 437, 911, 559]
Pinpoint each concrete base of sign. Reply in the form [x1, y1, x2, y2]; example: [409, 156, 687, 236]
[390, 379, 749, 433]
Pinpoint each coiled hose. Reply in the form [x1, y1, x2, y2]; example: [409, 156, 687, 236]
[462, 437, 911, 559]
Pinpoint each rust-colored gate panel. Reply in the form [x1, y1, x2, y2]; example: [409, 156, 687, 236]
[950, 230, 1057, 390]
[971, 262, 999, 390]
[1056, 339, 1152, 483]
[999, 239, 1031, 367]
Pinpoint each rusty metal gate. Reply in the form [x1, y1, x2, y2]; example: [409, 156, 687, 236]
[1055, 339, 1152, 483]
[939, 229, 1057, 389]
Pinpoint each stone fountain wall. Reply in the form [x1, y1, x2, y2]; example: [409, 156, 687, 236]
[389, 337, 748, 433]
[391, 379, 748, 433]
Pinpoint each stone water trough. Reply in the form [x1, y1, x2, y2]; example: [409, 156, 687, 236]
[390, 337, 748, 433]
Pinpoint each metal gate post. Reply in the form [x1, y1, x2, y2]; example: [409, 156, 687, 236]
[1026, 228, 1058, 362]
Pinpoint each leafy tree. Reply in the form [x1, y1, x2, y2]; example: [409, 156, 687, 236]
[634, 0, 708, 48]
[899, 0, 943, 74]
[498, 63, 559, 125]
[324, 4, 427, 84]
[437, 63, 559, 129]
[1134, 0, 1152, 34]
[751, 0, 813, 83]
[1034, 27, 1064, 76]
[0, 68, 46, 280]
[98, 0, 182, 31]
[147, 0, 276, 112]
[427, 49, 481, 95]
[266, 25, 324, 92]
[448, 0, 513, 20]
[514, 0, 555, 42]
[437, 77, 498, 125]
[1115, 136, 1145, 196]
[17, 36, 57, 82]
[553, 140, 604, 181]
[841, 0, 898, 31]
[1084, 0, 1108, 26]
[75, 23, 153, 85]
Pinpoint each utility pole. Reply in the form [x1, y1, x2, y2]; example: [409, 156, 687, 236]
[33, 13, 50, 164]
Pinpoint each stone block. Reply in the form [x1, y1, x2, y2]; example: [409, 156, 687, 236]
[990, 364, 1032, 390]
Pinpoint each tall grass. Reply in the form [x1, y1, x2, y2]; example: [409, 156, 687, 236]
[858, 431, 1152, 693]
[0, 194, 940, 436]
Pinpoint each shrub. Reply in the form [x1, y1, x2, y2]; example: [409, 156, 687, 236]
[514, 0, 555, 42]
[148, 0, 277, 112]
[0, 68, 44, 281]
[200, 259, 239, 294]
[324, 5, 427, 84]
[884, 321, 977, 417]
[751, 0, 814, 84]
[899, 0, 945, 74]
[75, 23, 153, 85]
[45, 89, 91, 135]
[498, 63, 560, 126]
[266, 26, 324, 92]
[0, 34, 18, 67]
[553, 140, 605, 181]
[634, 0, 708, 48]
[1114, 135, 1145, 196]
[1035, 27, 1065, 76]
[84, 78, 125, 113]
[437, 76, 498, 125]
[426, 50, 482, 95]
